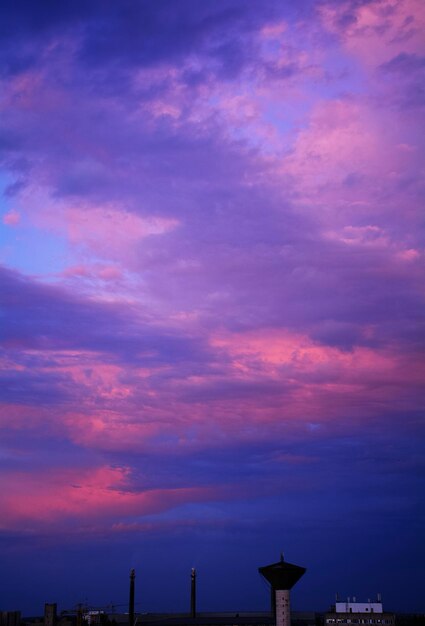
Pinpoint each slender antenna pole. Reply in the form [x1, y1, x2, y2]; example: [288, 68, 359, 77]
[191, 568, 196, 618]
[129, 569, 135, 626]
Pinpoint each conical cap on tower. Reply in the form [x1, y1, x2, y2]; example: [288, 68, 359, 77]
[259, 555, 306, 590]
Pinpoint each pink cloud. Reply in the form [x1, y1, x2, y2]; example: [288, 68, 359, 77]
[0, 464, 219, 531]
[1, 326, 423, 460]
[275, 96, 422, 245]
[62, 264, 90, 277]
[260, 21, 288, 40]
[320, 0, 425, 66]
[62, 263, 123, 282]
[2, 210, 21, 226]
[282, 99, 383, 194]
[97, 265, 123, 280]
[209, 328, 425, 423]
[36, 203, 179, 257]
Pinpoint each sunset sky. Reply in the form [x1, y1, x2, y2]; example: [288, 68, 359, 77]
[0, 0, 424, 615]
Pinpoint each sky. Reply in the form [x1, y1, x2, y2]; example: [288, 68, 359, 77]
[0, 0, 424, 616]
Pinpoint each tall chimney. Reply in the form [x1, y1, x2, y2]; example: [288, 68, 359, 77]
[129, 568, 135, 626]
[76, 604, 83, 626]
[44, 604, 57, 626]
[191, 568, 197, 618]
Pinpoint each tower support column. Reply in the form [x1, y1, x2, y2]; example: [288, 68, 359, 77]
[275, 589, 290, 626]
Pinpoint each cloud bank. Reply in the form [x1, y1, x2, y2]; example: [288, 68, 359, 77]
[0, 0, 424, 614]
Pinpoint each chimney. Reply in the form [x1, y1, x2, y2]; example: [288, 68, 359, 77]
[76, 604, 83, 626]
[44, 604, 57, 626]
[191, 568, 196, 618]
[129, 569, 135, 626]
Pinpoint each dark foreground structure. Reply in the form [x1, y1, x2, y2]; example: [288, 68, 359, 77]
[16, 610, 425, 626]
[259, 555, 306, 626]
[5, 554, 420, 626]
[127, 555, 309, 626]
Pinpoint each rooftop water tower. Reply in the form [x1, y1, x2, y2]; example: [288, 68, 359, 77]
[259, 554, 306, 626]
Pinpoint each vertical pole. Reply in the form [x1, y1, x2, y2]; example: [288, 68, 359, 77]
[76, 605, 83, 626]
[129, 569, 135, 626]
[191, 568, 196, 618]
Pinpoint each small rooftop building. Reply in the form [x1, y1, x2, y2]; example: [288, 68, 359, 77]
[325, 596, 395, 625]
